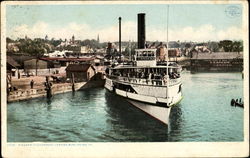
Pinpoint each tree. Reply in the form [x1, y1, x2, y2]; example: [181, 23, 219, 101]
[80, 39, 101, 49]
[184, 43, 192, 48]
[218, 40, 243, 52]
[232, 41, 243, 52]
[169, 41, 180, 48]
[6, 37, 14, 43]
[219, 40, 233, 52]
[14, 38, 49, 75]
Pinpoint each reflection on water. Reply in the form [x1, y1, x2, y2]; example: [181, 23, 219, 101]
[7, 72, 243, 142]
[104, 91, 170, 142]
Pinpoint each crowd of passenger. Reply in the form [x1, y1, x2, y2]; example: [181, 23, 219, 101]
[106, 68, 180, 85]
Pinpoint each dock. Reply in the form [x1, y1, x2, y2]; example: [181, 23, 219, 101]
[7, 73, 105, 103]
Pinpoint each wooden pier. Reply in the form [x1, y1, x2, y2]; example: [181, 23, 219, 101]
[190, 52, 243, 72]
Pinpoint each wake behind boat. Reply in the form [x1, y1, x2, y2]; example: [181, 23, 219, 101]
[104, 13, 183, 125]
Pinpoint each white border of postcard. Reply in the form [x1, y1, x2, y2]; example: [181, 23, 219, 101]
[1, 1, 249, 157]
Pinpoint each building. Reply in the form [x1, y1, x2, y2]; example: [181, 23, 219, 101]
[65, 64, 96, 82]
[168, 48, 182, 57]
[24, 59, 48, 70]
[190, 52, 243, 72]
[23, 58, 62, 75]
[66, 45, 91, 54]
[44, 50, 69, 58]
[190, 45, 211, 56]
[7, 43, 19, 53]
[7, 56, 21, 78]
[156, 46, 167, 61]
[40, 57, 95, 67]
[106, 42, 116, 57]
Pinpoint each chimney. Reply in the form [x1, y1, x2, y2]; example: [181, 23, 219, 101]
[138, 13, 146, 49]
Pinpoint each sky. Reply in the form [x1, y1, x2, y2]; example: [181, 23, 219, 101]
[6, 3, 244, 42]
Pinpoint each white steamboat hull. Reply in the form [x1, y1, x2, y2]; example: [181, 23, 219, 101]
[126, 99, 171, 125]
[104, 78, 182, 125]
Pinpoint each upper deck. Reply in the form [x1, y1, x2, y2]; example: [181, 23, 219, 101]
[105, 48, 182, 87]
[111, 63, 181, 70]
[134, 48, 157, 67]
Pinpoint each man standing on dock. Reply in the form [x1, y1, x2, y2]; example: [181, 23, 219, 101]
[30, 80, 34, 89]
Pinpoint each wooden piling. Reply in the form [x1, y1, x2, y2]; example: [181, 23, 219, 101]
[71, 73, 75, 92]
[45, 76, 52, 98]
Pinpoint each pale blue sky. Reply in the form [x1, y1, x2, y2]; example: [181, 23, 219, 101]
[6, 4, 243, 42]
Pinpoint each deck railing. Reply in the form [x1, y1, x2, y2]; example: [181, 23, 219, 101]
[107, 75, 181, 86]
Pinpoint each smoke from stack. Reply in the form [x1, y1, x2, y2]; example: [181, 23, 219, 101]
[137, 13, 146, 49]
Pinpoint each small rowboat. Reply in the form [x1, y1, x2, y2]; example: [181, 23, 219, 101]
[231, 99, 244, 108]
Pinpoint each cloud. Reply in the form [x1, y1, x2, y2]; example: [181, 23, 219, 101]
[7, 21, 243, 42]
[168, 25, 243, 42]
[10, 21, 49, 39]
[217, 26, 243, 41]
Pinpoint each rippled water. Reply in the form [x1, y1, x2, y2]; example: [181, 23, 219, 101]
[7, 72, 244, 142]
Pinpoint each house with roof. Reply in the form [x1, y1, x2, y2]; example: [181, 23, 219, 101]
[65, 64, 96, 82]
[7, 56, 21, 78]
[189, 44, 212, 57]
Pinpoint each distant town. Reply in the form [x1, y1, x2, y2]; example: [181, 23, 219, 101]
[6, 34, 243, 102]
[7, 35, 243, 57]
[7, 34, 243, 66]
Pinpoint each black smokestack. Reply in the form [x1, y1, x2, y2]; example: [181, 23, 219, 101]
[138, 13, 146, 49]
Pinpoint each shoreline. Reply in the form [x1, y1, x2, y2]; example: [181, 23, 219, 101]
[7, 80, 105, 103]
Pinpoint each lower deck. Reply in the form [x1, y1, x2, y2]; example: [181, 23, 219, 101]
[105, 77, 182, 107]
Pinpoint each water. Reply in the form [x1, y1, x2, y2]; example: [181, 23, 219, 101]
[7, 72, 244, 142]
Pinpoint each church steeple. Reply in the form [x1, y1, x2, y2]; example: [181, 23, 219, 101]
[72, 35, 75, 44]
[97, 34, 100, 43]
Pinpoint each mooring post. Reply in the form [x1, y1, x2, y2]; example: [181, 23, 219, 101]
[72, 73, 75, 92]
[45, 76, 52, 98]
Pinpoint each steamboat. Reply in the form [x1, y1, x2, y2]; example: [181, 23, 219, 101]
[104, 13, 183, 125]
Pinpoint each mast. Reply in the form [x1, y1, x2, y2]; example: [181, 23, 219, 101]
[129, 39, 131, 61]
[166, 5, 169, 107]
[119, 17, 122, 61]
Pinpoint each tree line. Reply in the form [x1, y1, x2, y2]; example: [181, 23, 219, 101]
[6, 37, 243, 57]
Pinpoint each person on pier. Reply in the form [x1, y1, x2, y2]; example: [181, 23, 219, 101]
[30, 80, 34, 89]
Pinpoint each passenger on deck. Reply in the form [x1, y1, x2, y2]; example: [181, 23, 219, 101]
[141, 72, 145, 80]
[148, 73, 152, 80]
[138, 72, 141, 79]
[151, 73, 155, 85]
[127, 73, 130, 78]
[155, 75, 161, 85]
[171, 72, 177, 79]
[163, 73, 168, 85]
